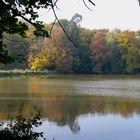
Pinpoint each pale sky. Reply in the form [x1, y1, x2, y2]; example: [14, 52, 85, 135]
[38, 0, 140, 31]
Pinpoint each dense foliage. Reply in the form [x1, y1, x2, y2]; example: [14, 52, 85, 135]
[0, 0, 54, 63]
[1, 14, 140, 74]
[0, 114, 44, 140]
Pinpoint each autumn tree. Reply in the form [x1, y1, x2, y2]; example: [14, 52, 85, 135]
[28, 24, 73, 72]
[90, 32, 110, 73]
[57, 14, 93, 73]
[56, 14, 83, 73]
[115, 31, 139, 73]
[44, 25, 73, 73]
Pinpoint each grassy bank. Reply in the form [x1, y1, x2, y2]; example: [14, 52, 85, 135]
[0, 69, 56, 77]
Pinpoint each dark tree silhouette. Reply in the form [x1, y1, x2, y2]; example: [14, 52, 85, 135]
[0, 0, 53, 63]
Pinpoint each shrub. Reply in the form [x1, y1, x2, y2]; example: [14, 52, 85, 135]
[0, 113, 45, 140]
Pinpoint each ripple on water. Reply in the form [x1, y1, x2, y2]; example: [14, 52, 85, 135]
[74, 80, 140, 98]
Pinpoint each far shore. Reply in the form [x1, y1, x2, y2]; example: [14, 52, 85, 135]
[0, 69, 140, 77]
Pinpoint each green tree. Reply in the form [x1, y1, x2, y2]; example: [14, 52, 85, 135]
[72, 28, 93, 73]
[110, 45, 125, 73]
[124, 47, 140, 73]
[2, 34, 29, 69]
[115, 31, 138, 73]
[106, 31, 124, 73]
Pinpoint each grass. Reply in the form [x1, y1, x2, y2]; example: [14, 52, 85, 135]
[0, 69, 56, 77]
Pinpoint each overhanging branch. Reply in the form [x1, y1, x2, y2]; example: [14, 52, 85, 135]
[83, 0, 95, 11]
[51, 4, 79, 48]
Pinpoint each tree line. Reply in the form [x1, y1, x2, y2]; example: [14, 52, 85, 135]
[1, 14, 140, 74]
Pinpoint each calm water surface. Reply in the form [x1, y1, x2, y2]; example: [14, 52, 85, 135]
[0, 75, 140, 140]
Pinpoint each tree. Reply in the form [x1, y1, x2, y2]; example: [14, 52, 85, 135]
[56, 14, 85, 73]
[72, 28, 93, 73]
[116, 31, 137, 48]
[0, 113, 44, 140]
[28, 48, 49, 71]
[106, 31, 125, 73]
[124, 47, 140, 73]
[0, 0, 51, 36]
[0, 0, 94, 64]
[0, 0, 52, 63]
[114, 31, 138, 73]
[44, 25, 73, 72]
[90, 32, 110, 73]
[1, 34, 29, 69]
[28, 25, 73, 72]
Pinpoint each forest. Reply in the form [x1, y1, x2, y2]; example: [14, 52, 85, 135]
[1, 14, 140, 74]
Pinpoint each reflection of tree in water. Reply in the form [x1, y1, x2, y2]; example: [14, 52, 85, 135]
[0, 78, 30, 119]
[57, 118, 80, 133]
[0, 77, 43, 119]
[26, 76, 140, 131]
[68, 119, 80, 133]
[1, 77, 140, 132]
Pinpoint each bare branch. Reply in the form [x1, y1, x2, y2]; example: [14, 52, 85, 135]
[49, 18, 57, 37]
[138, 0, 140, 5]
[53, 0, 59, 8]
[83, 0, 92, 11]
[83, 0, 95, 11]
[48, 0, 59, 12]
[89, 0, 95, 6]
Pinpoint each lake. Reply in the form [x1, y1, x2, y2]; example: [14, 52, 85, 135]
[0, 75, 140, 140]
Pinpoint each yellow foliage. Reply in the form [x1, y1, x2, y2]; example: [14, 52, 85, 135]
[28, 51, 49, 70]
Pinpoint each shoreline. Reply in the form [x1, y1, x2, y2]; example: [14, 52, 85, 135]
[0, 69, 140, 77]
[0, 70, 56, 77]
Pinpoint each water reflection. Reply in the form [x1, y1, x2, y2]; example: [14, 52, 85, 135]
[0, 76, 140, 134]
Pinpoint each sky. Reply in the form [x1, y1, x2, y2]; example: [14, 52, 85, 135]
[38, 0, 140, 31]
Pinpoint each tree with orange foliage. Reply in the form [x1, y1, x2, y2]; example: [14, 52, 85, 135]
[90, 32, 110, 73]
